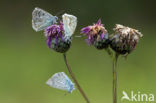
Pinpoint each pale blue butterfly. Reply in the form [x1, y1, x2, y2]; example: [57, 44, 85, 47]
[32, 7, 58, 32]
[46, 72, 75, 93]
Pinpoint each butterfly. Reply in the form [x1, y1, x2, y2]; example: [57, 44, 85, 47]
[32, 7, 77, 37]
[32, 7, 58, 32]
[46, 72, 75, 93]
[62, 13, 77, 37]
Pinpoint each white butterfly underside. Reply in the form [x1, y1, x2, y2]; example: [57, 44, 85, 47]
[62, 13, 77, 37]
[46, 72, 75, 93]
[32, 7, 58, 32]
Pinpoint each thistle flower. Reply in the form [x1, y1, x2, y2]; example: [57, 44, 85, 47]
[45, 22, 72, 53]
[110, 24, 143, 55]
[44, 13, 77, 53]
[81, 19, 109, 50]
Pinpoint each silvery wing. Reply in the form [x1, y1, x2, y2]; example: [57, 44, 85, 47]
[46, 72, 75, 93]
[62, 13, 77, 37]
[32, 7, 58, 32]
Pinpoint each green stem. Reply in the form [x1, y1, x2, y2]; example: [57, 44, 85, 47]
[63, 53, 90, 103]
[113, 53, 119, 103]
[105, 48, 113, 57]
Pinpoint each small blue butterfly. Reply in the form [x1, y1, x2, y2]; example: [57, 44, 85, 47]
[32, 7, 58, 32]
[46, 72, 75, 93]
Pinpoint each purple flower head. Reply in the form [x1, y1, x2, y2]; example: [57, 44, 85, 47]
[44, 22, 71, 53]
[45, 22, 64, 48]
[81, 19, 109, 50]
[81, 19, 107, 45]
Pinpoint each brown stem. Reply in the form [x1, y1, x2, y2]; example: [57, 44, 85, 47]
[63, 53, 90, 103]
[113, 53, 119, 103]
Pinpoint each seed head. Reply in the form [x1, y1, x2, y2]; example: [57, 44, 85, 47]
[110, 24, 143, 55]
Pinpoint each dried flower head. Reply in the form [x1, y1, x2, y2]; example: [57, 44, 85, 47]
[81, 19, 109, 49]
[110, 24, 143, 55]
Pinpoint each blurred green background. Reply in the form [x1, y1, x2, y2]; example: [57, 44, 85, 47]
[0, 0, 156, 103]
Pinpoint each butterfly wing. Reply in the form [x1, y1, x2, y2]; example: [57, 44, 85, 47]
[62, 13, 77, 37]
[46, 72, 75, 93]
[32, 7, 58, 32]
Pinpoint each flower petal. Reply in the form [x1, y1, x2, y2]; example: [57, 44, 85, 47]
[47, 36, 52, 48]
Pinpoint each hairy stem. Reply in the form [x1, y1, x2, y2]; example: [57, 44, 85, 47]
[113, 53, 119, 103]
[63, 53, 90, 103]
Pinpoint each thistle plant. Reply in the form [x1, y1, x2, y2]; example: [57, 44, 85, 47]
[81, 21, 143, 103]
[32, 7, 90, 103]
[32, 7, 143, 103]
[109, 24, 143, 103]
